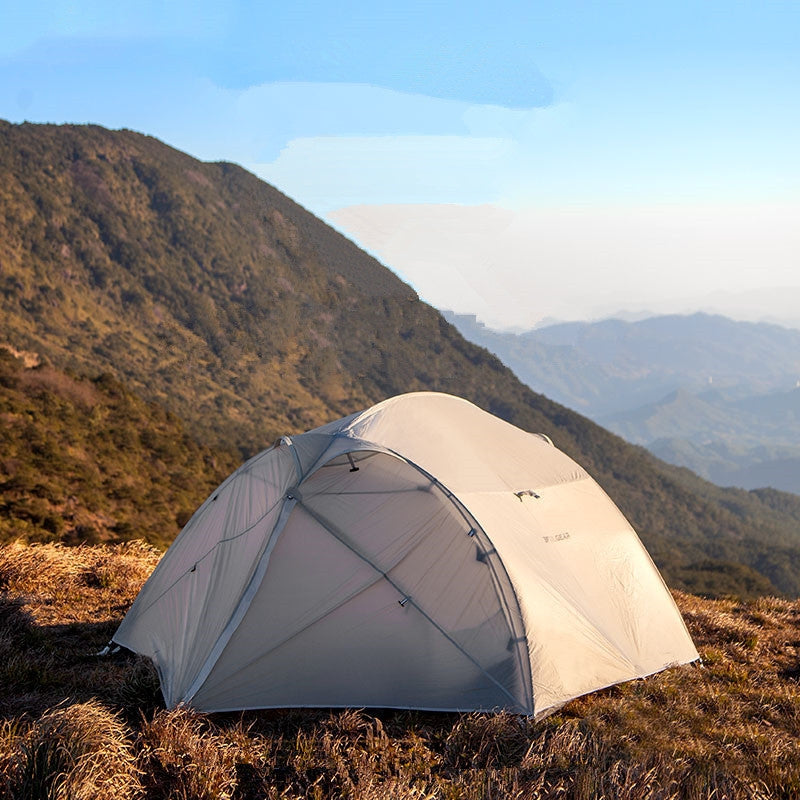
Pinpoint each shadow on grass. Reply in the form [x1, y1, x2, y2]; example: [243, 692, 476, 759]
[0, 598, 161, 721]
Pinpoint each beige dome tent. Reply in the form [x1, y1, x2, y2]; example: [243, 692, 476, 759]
[113, 392, 698, 717]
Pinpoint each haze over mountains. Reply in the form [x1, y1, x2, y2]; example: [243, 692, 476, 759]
[3, 119, 800, 598]
[443, 311, 800, 495]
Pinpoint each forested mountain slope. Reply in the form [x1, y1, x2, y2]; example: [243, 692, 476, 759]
[0, 347, 238, 547]
[1, 119, 799, 597]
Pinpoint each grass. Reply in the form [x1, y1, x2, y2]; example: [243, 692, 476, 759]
[2, 540, 800, 799]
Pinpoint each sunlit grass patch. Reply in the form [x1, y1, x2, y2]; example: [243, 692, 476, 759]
[3, 700, 140, 800]
[3, 541, 800, 798]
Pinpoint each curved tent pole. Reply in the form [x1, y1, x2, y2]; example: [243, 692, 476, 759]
[383, 453, 534, 714]
[291, 495, 528, 713]
[301, 438, 533, 713]
[304, 438, 534, 714]
[178, 439, 534, 713]
[179, 438, 306, 705]
[275, 435, 305, 480]
[113, 440, 299, 633]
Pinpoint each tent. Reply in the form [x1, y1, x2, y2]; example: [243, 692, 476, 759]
[113, 392, 698, 717]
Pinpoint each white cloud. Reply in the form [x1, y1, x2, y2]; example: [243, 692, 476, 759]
[0, 61, 560, 209]
[328, 202, 800, 329]
[250, 135, 516, 211]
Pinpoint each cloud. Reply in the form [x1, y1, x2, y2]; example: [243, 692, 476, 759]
[221, 81, 563, 161]
[328, 202, 800, 329]
[2, 24, 796, 217]
[250, 134, 515, 210]
[233, 83, 482, 159]
[0, 42, 557, 209]
[0, 4, 556, 107]
[231, 85, 572, 209]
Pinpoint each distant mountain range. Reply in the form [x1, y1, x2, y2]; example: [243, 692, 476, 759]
[442, 310, 800, 494]
[4, 119, 800, 598]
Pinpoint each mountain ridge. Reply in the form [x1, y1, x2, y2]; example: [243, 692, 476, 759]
[3, 119, 800, 597]
[443, 309, 800, 416]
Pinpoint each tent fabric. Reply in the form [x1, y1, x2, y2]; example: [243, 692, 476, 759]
[113, 392, 698, 717]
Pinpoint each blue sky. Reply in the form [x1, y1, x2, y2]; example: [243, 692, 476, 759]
[2, 1, 799, 328]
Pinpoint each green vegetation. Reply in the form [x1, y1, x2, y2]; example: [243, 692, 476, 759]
[1, 119, 800, 598]
[0, 348, 238, 548]
[0, 119, 404, 450]
[3, 541, 800, 798]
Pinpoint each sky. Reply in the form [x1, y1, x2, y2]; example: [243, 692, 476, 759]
[2, 1, 799, 329]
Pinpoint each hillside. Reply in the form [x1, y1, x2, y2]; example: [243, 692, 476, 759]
[2, 540, 800, 798]
[651, 437, 800, 496]
[2, 119, 800, 598]
[0, 347, 238, 548]
[608, 385, 800, 493]
[442, 310, 800, 418]
[603, 386, 800, 448]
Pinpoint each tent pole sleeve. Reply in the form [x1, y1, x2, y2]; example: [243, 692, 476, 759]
[282, 437, 305, 481]
[294, 499, 526, 713]
[179, 495, 298, 706]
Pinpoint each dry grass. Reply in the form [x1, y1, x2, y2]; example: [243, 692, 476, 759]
[0, 539, 161, 625]
[5, 700, 142, 800]
[0, 540, 162, 720]
[138, 706, 239, 799]
[2, 541, 800, 799]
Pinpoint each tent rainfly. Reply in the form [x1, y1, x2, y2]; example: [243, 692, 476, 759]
[113, 392, 699, 717]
